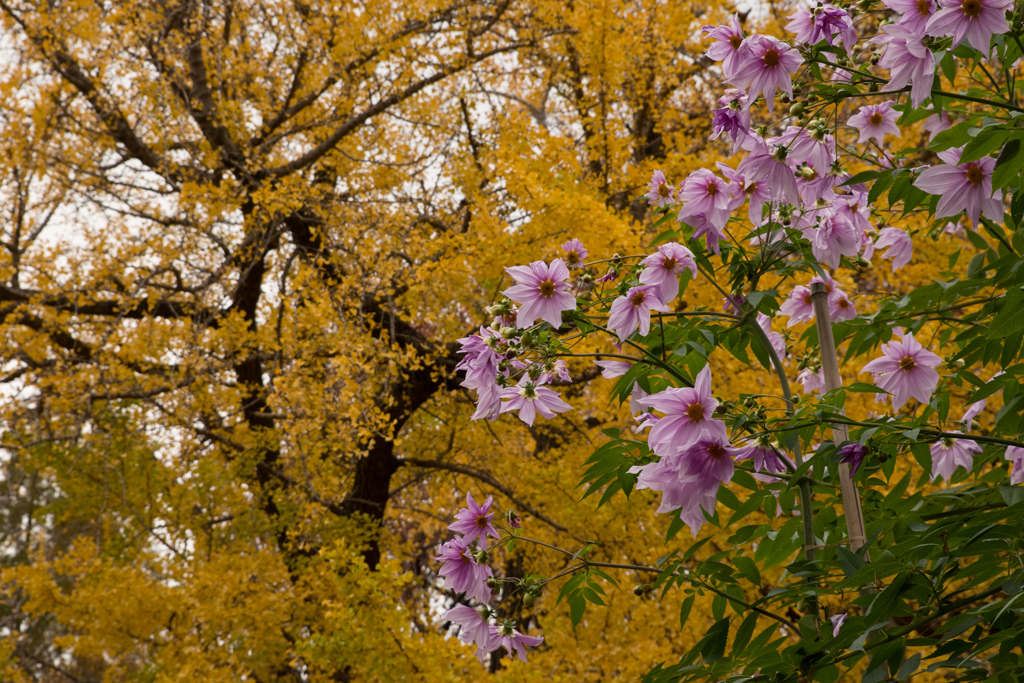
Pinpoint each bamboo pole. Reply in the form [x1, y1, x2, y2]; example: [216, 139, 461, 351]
[810, 282, 869, 555]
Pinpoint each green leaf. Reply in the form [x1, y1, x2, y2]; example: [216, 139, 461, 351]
[843, 170, 884, 186]
[993, 138, 1024, 190]
[733, 555, 761, 586]
[731, 611, 759, 655]
[700, 618, 730, 663]
[960, 127, 1010, 163]
[679, 595, 695, 628]
[837, 545, 868, 578]
[929, 120, 974, 152]
[569, 594, 586, 627]
[987, 288, 1024, 339]
[869, 173, 894, 204]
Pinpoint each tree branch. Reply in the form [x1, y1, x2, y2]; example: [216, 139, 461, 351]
[398, 457, 568, 533]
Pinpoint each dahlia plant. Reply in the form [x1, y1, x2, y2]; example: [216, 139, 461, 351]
[437, 1, 1024, 679]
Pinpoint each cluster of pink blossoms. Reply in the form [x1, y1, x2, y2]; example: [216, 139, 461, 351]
[437, 494, 543, 664]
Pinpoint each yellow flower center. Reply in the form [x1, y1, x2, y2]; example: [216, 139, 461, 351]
[730, 34, 742, 49]
[707, 181, 718, 196]
[566, 250, 580, 265]
[476, 516, 488, 528]
[962, 0, 981, 17]
[966, 164, 984, 185]
[838, 298, 850, 309]
[707, 443, 726, 459]
[658, 182, 672, 197]
[869, 112, 883, 126]
[663, 257, 678, 271]
[900, 356, 916, 372]
[539, 279, 556, 297]
[686, 403, 705, 422]
[916, 0, 931, 14]
[630, 290, 647, 306]
[764, 48, 780, 67]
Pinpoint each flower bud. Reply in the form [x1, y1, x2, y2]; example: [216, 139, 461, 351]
[868, 82, 879, 92]
[791, 394, 801, 405]
[486, 577, 499, 589]
[500, 326, 516, 340]
[971, 419, 981, 431]
[521, 332, 535, 348]
[947, 358, 965, 369]
[527, 364, 542, 380]
[743, 397, 756, 408]
[633, 584, 646, 596]
[870, 53, 880, 65]
[789, 102, 805, 118]
[506, 349, 519, 360]
[490, 320, 502, 331]
[581, 272, 594, 284]
[472, 549, 490, 563]
[780, 93, 791, 104]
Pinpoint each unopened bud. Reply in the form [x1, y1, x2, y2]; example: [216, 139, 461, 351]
[521, 332, 535, 349]
[868, 82, 879, 92]
[878, 454, 888, 463]
[781, 93, 791, 104]
[506, 349, 518, 360]
[486, 577, 499, 589]
[971, 419, 981, 431]
[948, 358, 965, 369]
[523, 593, 536, 608]
[581, 272, 594, 284]
[791, 394, 801, 405]
[743, 397, 756, 408]
[633, 584, 646, 596]
[870, 53, 880, 64]
[789, 102, 805, 117]
[490, 320, 502, 331]
[528, 364, 542, 380]
[500, 326, 516, 339]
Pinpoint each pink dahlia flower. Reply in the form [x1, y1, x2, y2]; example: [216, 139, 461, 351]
[776, 126, 837, 171]
[757, 312, 787, 358]
[436, 536, 493, 603]
[1006, 446, 1024, 485]
[497, 621, 544, 662]
[734, 435, 789, 474]
[873, 227, 913, 271]
[503, 259, 576, 329]
[798, 367, 826, 395]
[647, 170, 677, 208]
[561, 238, 588, 269]
[682, 212, 729, 255]
[608, 285, 671, 342]
[499, 382, 572, 426]
[448, 492, 501, 549]
[444, 605, 500, 662]
[812, 213, 861, 269]
[702, 15, 748, 79]
[861, 332, 942, 410]
[639, 365, 729, 455]
[786, 7, 816, 44]
[926, 0, 1013, 54]
[837, 442, 869, 475]
[730, 35, 803, 115]
[961, 398, 986, 427]
[710, 90, 753, 153]
[914, 147, 1003, 228]
[737, 139, 801, 205]
[922, 112, 956, 139]
[930, 433, 982, 481]
[811, 5, 858, 53]
[676, 169, 734, 229]
[873, 24, 936, 107]
[595, 359, 632, 378]
[847, 102, 901, 146]
[830, 289, 857, 321]
[719, 162, 770, 226]
[884, 0, 937, 32]
[640, 242, 697, 303]
[779, 284, 816, 327]
[458, 327, 504, 420]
